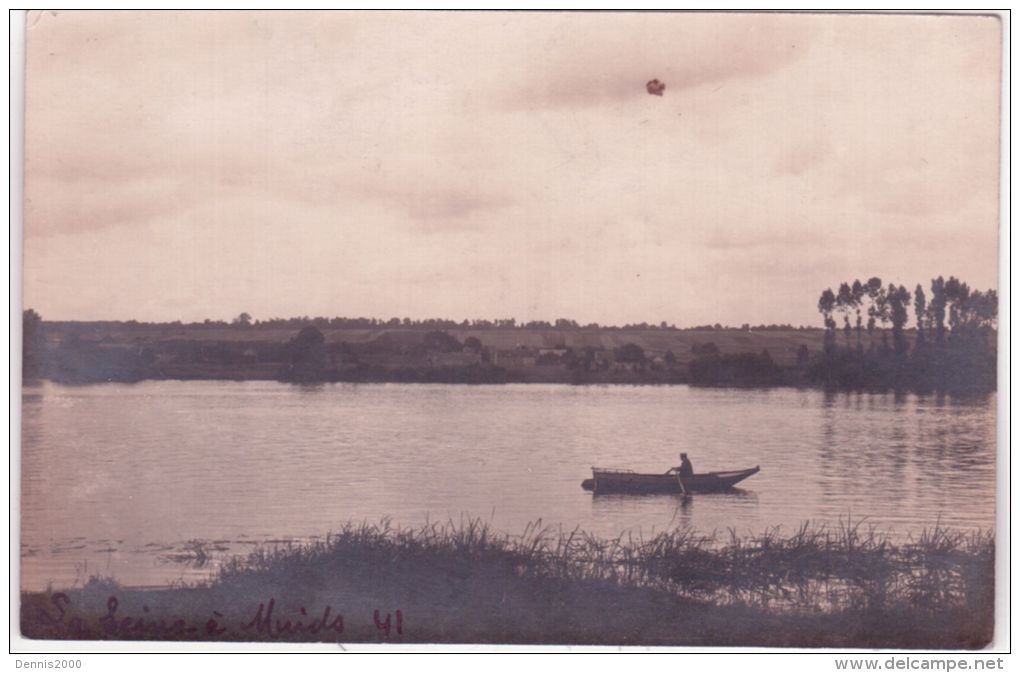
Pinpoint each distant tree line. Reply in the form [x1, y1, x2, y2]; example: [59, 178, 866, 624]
[29, 275, 994, 393]
[22, 309, 44, 379]
[813, 276, 997, 392]
[280, 326, 512, 384]
[688, 342, 783, 386]
[42, 313, 816, 333]
[244, 316, 818, 331]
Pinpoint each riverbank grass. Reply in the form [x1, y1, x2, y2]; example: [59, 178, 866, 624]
[21, 518, 993, 647]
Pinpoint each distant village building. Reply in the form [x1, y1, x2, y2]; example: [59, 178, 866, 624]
[537, 348, 569, 357]
[492, 349, 536, 368]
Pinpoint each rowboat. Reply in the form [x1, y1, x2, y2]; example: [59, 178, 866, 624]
[581, 465, 760, 494]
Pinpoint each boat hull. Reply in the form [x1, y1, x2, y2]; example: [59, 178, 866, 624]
[581, 466, 759, 494]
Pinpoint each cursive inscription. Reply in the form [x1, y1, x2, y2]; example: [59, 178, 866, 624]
[24, 592, 403, 641]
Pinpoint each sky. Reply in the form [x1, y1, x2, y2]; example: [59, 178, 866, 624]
[22, 11, 1003, 327]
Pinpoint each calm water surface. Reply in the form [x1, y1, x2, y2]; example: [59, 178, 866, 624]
[20, 381, 996, 590]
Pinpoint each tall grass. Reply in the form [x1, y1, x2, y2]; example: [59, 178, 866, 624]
[214, 516, 993, 615]
[21, 517, 993, 646]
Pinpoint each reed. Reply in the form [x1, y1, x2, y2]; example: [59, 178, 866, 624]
[212, 516, 992, 615]
[20, 517, 994, 647]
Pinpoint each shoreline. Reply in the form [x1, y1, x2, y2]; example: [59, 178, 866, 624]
[23, 321, 996, 393]
[20, 519, 994, 647]
[24, 375, 996, 398]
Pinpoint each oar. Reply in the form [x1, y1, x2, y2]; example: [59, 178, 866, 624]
[665, 466, 688, 496]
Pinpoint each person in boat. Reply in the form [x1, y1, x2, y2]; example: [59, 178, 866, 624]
[675, 453, 694, 477]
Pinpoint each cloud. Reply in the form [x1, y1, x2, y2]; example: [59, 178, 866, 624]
[394, 188, 509, 224]
[702, 226, 830, 252]
[25, 175, 206, 237]
[21, 12, 1002, 326]
[497, 13, 815, 110]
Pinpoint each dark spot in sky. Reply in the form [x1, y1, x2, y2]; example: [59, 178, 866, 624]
[646, 79, 665, 96]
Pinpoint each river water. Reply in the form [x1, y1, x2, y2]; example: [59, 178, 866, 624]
[19, 381, 997, 590]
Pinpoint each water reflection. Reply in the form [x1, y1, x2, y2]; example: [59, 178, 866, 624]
[20, 381, 995, 590]
[814, 389, 995, 534]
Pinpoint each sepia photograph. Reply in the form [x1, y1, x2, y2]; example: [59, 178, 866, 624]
[14, 10, 1005, 652]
